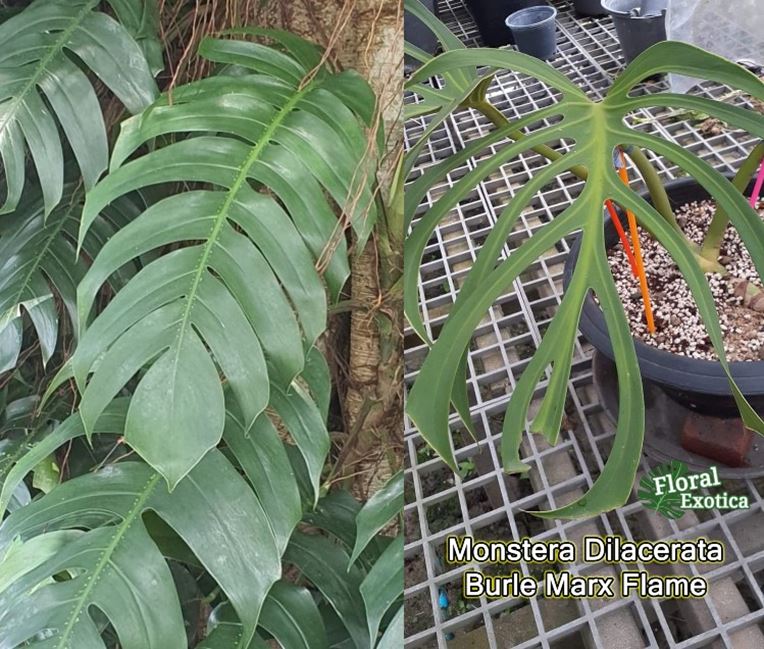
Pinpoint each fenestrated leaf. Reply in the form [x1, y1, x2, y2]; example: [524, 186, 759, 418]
[405, 37, 764, 518]
[0, 381, 326, 646]
[0, 451, 281, 649]
[349, 471, 403, 566]
[0, 0, 158, 214]
[70, 33, 376, 489]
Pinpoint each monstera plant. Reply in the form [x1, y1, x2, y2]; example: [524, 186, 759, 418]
[0, 2, 402, 647]
[404, 0, 764, 518]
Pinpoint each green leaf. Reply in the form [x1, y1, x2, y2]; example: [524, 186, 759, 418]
[349, 471, 403, 566]
[0, 530, 81, 592]
[107, 0, 163, 75]
[259, 581, 329, 649]
[31, 454, 59, 494]
[125, 325, 226, 488]
[638, 461, 688, 519]
[0, 399, 128, 517]
[0, 452, 281, 648]
[270, 380, 331, 504]
[285, 533, 369, 649]
[405, 39, 764, 517]
[200, 603, 267, 649]
[223, 407, 302, 555]
[360, 535, 403, 645]
[375, 605, 403, 649]
[0, 181, 144, 373]
[71, 34, 376, 489]
[0, 0, 158, 214]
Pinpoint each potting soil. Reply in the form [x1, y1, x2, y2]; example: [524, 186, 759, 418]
[607, 199, 764, 361]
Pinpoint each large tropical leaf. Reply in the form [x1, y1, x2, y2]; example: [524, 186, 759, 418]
[67, 32, 377, 489]
[0, 391, 400, 649]
[0, 182, 146, 374]
[0, 362, 329, 648]
[0, 0, 159, 215]
[404, 33, 764, 518]
[0, 452, 280, 649]
[200, 479, 404, 649]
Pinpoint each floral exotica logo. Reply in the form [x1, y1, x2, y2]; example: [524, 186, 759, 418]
[639, 461, 749, 519]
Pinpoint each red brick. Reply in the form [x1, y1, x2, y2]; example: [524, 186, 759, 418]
[681, 412, 753, 467]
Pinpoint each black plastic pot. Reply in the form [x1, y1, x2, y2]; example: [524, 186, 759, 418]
[405, 0, 439, 68]
[563, 177, 764, 416]
[573, 0, 605, 17]
[465, 0, 546, 47]
[506, 5, 558, 60]
[601, 0, 667, 64]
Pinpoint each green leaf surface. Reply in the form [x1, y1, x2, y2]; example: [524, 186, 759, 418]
[360, 535, 403, 645]
[285, 533, 369, 649]
[259, 581, 329, 649]
[71, 34, 376, 489]
[0, 0, 157, 214]
[375, 605, 403, 649]
[0, 452, 281, 649]
[0, 399, 128, 517]
[349, 471, 403, 566]
[0, 182, 144, 373]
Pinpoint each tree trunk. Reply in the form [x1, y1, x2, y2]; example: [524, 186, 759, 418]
[253, 0, 404, 497]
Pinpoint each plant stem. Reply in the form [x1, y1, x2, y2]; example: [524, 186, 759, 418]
[624, 147, 681, 232]
[700, 141, 764, 262]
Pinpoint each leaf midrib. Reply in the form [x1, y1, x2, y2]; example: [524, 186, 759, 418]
[55, 471, 161, 648]
[0, 0, 98, 138]
[167, 80, 312, 384]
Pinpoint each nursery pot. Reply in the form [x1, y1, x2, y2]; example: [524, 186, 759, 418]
[563, 177, 764, 416]
[505, 5, 558, 60]
[465, 0, 546, 47]
[405, 0, 440, 67]
[601, 0, 667, 64]
[573, 0, 606, 17]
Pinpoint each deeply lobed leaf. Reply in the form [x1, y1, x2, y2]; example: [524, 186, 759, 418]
[68, 33, 378, 489]
[405, 36, 764, 518]
[0, 0, 158, 214]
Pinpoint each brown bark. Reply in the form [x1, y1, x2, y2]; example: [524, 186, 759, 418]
[264, 1, 404, 497]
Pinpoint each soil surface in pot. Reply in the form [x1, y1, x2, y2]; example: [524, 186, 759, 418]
[606, 198, 764, 361]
